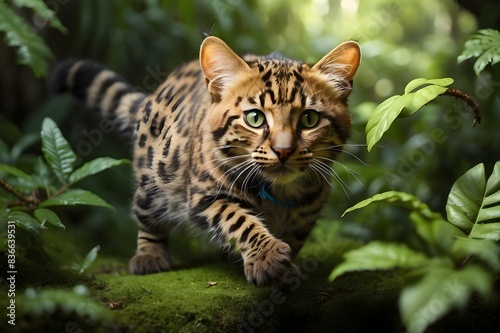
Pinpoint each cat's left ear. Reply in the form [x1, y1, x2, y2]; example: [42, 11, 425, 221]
[312, 41, 361, 82]
[200, 36, 250, 95]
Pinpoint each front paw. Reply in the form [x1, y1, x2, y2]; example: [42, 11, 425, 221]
[244, 239, 297, 287]
[129, 252, 171, 275]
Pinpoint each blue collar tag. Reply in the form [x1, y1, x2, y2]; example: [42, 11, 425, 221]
[259, 184, 298, 209]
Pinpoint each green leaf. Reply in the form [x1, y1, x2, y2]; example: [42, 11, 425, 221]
[458, 29, 500, 76]
[446, 162, 500, 239]
[12, 0, 67, 33]
[403, 78, 454, 95]
[469, 222, 500, 241]
[366, 78, 453, 151]
[77, 245, 100, 274]
[0, 164, 32, 181]
[41, 118, 77, 184]
[329, 241, 429, 281]
[1, 210, 41, 233]
[453, 238, 500, 271]
[0, 1, 54, 77]
[33, 208, 65, 229]
[40, 189, 114, 210]
[343, 191, 435, 217]
[400, 263, 492, 333]
[410, 211, 465, 255]
[69, 157, 130, 185]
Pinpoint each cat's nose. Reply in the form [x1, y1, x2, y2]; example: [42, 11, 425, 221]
[272, 146, 293, 162]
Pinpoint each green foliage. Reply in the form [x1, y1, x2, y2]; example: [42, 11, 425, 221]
[71, 245, 101, 274]
[366, 78, 454, 151]
[334, 163, 500, 333]
[458, 28, 500, 76]
[329, 241, 429, 280]
[400, 262, 492, 333]
[331, 29, 500, 332]
[446, 162, 500, 240]
[0, 117, 129, 233]
[0, 0, 66, 77]
[41, 118, 77, 184]
[17, 285, 111, 330]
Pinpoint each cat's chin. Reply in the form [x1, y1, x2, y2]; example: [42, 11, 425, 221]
[265, 165, 304, 185]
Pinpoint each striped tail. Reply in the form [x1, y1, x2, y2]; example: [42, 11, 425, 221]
[49, 60, 146, 131]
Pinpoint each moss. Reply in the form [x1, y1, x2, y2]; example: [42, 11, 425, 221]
[6, 226, 499, 333]
[94, 261, 268, 332]
[88, 239, 406, 332]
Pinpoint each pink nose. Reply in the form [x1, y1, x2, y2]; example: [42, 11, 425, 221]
[272, 146, 293, 162]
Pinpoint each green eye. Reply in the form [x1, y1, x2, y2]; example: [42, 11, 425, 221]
[299, 110, 320, 128]
[244, 109, 266, 128]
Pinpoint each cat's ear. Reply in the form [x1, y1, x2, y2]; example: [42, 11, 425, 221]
[200, 36, 250, 94]
[312, 41, 361, 82]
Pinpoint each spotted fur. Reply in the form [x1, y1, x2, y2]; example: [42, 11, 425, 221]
[50, 36, 361, 287]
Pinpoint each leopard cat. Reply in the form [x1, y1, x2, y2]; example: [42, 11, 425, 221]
[50, 36, 361, 287]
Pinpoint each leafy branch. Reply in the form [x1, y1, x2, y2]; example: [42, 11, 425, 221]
[0, 0, 67, 77]
[0, 117, 130, 232]
[365, 78, 480, 151]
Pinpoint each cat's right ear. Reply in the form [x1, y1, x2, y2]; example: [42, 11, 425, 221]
[200, 36, 250, 96]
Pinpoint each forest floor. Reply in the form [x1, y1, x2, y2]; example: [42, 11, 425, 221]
[2, 225, 498, 333]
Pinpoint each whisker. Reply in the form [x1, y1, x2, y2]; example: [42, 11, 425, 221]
[212, 159, 253, 199]
[313, 144, 368, 166]
[227, 161, 257, 198]
[308, 162, 334, 188]
[310, 160, 351, 198]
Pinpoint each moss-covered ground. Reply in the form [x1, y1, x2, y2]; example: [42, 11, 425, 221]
[2, 224, 497, 333]
[88, 238, 404, 333]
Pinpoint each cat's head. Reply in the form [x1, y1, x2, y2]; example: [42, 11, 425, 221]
[200, 36, 360, 186]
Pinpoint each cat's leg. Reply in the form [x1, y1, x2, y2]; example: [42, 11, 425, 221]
[280, 221, 317, 257]
[129, 190, 171, 275]
[192, 196, 298, 287]
[129, 223, 170, 274]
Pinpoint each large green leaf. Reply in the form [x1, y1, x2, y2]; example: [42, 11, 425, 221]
[69, 157, 130, 185]
[329, 241, 429, 281]
[343, 191, 465, 252]
[446, 162, 500, 240]
[39, 189, 114, 210]
[458, 29, 500, 76]
[343, 191, 435, 217]
[34, 208, 65, 229]
[41, 118, 77, 184]
[366, 78, 454, 151]
[400, 263, 492, 333]
[0, 1, 54, 77]
[12, 0, 67, 33]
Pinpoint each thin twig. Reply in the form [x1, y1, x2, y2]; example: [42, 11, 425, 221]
[440, 88, 481, 126]
[0, 179, 34, 203]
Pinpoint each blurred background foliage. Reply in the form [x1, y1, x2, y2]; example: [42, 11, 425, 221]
[0, 0, 499, 259]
